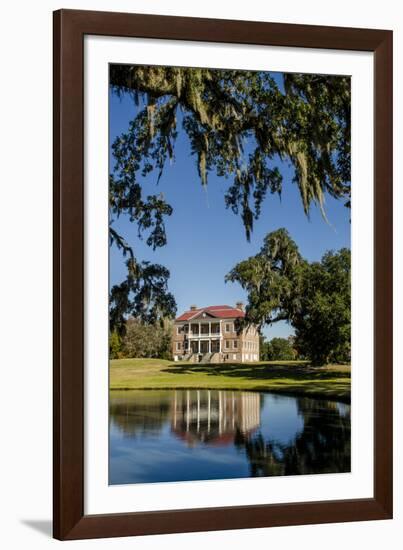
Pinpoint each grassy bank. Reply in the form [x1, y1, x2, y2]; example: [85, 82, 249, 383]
[109, 358, 351, 402]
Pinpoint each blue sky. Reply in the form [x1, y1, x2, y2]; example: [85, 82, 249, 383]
[109, 72, 350, 339]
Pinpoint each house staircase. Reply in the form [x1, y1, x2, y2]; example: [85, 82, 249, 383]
[180, 352, 219, 364]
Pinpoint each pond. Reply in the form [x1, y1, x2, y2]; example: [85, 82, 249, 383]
[109, 389, 350, 485]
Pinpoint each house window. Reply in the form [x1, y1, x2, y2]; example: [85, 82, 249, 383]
[225, 323, 232, 333]
[232, 354, 237, 360]
[176, 326, 182, 335]
[211, 322, 220, 334]
[211, 340, 220, 353]
[233, 340, 238, 349]
[225, 340, 231, 350]
[176, 342, 182, 351]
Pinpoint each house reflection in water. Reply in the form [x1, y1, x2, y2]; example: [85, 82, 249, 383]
[171, 389, 261, 447]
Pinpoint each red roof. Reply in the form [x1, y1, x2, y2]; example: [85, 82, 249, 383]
[176, 305, 245, 321]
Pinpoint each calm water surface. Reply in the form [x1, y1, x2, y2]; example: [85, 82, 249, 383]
[109, 389, 350, 484]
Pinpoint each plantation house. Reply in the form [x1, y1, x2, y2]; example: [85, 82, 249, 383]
[172, 303, 260, 363]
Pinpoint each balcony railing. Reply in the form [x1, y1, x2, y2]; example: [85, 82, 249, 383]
[187, 331, 221, 338]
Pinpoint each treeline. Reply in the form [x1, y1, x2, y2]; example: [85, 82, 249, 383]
[110, 318, 173, 360]
[260, 336, 298, 361]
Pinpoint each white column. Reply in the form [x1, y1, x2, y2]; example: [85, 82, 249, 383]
[219, 321, 222, 353]
[232, 392, 235, 429]
[223, 392, 226, 431]
[218, 390, 222, 434]
[207, 390, 211, 432]
[173, 390, 177, 429]
[186, 390, 190, 432]
[197, 390, 200, 432]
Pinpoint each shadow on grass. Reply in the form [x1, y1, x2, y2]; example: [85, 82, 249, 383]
[161, 362, 350, 382]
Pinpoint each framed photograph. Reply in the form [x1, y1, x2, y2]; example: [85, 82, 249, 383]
[53, 9, 393, 540]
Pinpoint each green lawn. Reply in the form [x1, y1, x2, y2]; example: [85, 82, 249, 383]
[110, 358, 351, 402]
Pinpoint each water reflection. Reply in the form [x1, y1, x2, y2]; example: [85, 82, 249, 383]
[236, 397, 351, 477]
[171, 390, 260, 446]
[109, 389, 350, 484]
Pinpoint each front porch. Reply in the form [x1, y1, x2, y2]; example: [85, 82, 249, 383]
[189, 338, 221, 354]
[186, 321, 221, 338]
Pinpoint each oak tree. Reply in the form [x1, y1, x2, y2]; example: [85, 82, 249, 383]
[226, 229, 350, 365]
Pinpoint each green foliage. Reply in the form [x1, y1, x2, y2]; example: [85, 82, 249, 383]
[110, 259, 176, 335]
[109, 330, 122, 359]
[261, 337, 297, 361]
[293, 249, 351, 365]
[226, 228, 305, 326]
[110, 67, 350, 229]
[109, 66, 350, 331]
[228, 229, 350, 365]
[121, 318, 173, 360]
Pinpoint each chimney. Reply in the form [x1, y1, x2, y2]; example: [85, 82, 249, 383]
[190, 305, 197, 311]
[236, 301, 244, 311]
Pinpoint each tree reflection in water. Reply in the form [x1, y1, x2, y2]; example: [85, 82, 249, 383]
[109, 390, 172, 437]
[109, 389, 350, 480]
[235, 397, 350, 476]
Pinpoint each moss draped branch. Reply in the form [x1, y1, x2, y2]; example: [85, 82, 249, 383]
[109, 66, 350, 332]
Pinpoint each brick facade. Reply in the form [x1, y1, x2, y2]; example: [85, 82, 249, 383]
[172, 304, 260, 363]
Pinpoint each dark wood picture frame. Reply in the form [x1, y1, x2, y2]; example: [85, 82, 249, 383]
[53, 9, 393, 540]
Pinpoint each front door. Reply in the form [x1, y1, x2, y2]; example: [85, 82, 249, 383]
[190, 341, 199, 353]
[200, 341, 209, 354]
